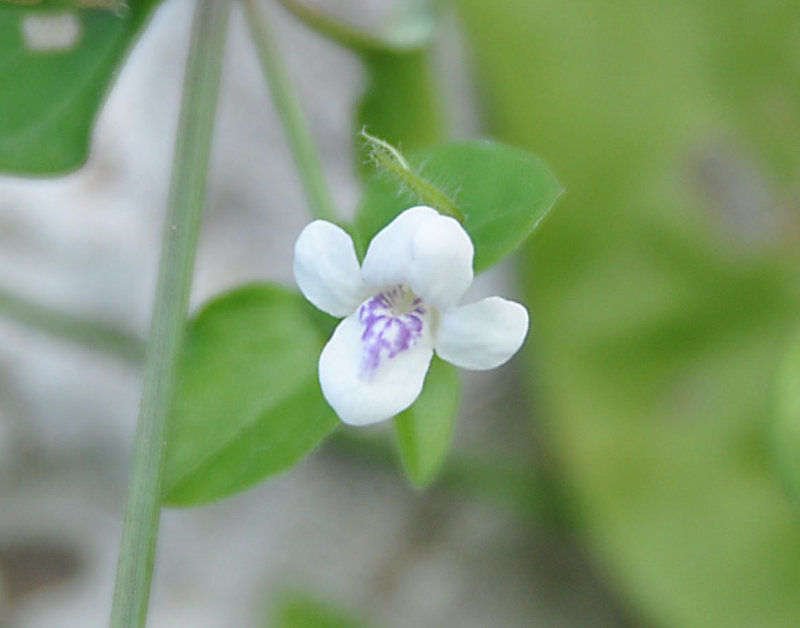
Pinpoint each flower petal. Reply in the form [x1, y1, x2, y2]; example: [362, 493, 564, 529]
[319, 307, 434, 426]
[294, 220, 366, 317]
[361, 206, 474, 309]
[435, 297, 529, 370]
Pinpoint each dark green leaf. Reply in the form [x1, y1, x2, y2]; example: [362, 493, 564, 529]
[0, 0, 159, 174]
[163, 284, 338, 506]
[354, 140, 562, 271]
[393, 357, 460, 488]
[772, 330, 800, 505]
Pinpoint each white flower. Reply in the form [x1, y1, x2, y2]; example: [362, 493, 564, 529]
[293, 206, 529, 426]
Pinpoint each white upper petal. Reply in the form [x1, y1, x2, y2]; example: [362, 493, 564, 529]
[434, 297, 529, 370]
[294, 220, 366, 317]
[318, 306, 434, 426]
[361, 206, 474, 309]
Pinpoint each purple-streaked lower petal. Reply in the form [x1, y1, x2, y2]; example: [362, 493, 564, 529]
[293, 220, 366, 317]
[361, 206, 474, 309]
[435, 297, 529, 370]
[319, 303, 434, 426]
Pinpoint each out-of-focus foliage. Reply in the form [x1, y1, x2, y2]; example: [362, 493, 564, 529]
[356, 50, 442, 171]
[394, 357, 460, 488]
[354, 140, 562, 271]
[279, 0, 445, 175]
[163, 285, 338, 506]
[0, 0, 160, 174]
[772, 330, 800, 504]
[270, 591, 373, 628]
[455, 0, 800, 626]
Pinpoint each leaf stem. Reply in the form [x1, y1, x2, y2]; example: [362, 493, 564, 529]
[244, 0, 338, 223]
[109, 2, 230, 626]
[361, 129, 464, 221]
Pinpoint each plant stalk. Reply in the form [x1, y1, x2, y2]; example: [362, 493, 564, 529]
[109, 2, 231, 626]
[243, 0, 338, 222]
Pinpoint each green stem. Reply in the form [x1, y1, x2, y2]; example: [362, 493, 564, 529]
[109, 3, 230, 627]
[361, 129, 464, 221]
[244, 0, 338, 223]
[0, 287, 144, 363]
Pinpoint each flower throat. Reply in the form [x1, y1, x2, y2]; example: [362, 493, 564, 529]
[358, 286, 426, 376]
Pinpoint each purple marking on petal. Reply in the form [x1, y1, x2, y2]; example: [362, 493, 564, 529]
[358, 286, 427, 376]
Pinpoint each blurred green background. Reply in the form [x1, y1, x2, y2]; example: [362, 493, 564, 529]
[454, 1, 800, 626]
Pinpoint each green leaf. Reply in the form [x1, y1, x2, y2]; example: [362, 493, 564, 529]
[772, 330, 800, 505]
[163, 284, 338, 506]
[270, 591, 372, 628]
[354, 140, 562, 272]
[0, 0, 159, 174]
[393, 357, 460, 488]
